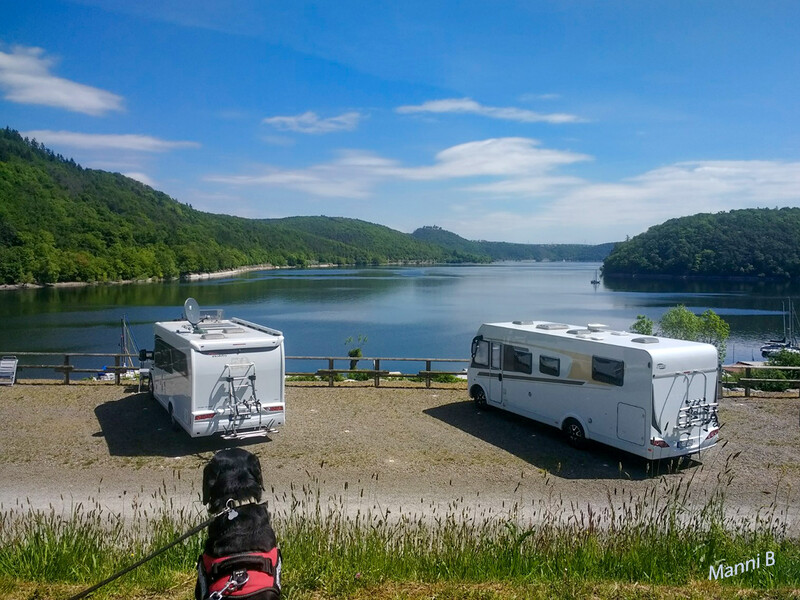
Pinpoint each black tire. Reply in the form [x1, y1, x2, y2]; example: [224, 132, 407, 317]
[147, 375, 155, 400]
[471, 385, 487, 409]
[563, 418, 586, 449]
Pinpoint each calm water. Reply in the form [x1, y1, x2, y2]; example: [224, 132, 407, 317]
[2, 262, 800, 376]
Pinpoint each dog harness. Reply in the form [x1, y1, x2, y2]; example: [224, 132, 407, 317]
[198, 547, 281, 600]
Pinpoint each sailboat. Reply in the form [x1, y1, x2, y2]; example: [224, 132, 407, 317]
[760, 300, 800, 358]
[590, 269, 601, 285]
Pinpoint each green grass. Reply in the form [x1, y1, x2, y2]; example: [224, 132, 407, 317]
[1, 455, 798, 599]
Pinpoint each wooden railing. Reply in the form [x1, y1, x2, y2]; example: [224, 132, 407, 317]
[286, 356, 469, 388]
[722, 364, 800, 397]
[0, 351, 136, 385]
[0, 352, 469, 388]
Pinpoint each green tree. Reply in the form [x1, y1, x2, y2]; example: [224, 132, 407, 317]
[629, 314, 654, 335]
[345, 334, 368, 370]
[656, 305, 729, 362]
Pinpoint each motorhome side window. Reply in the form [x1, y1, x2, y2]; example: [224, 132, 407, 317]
[154, 337, 173, 373]
[490, 343, 502, 369]
[539, 355, 560, 377]
[154, 336, 188, 376]
[592, 356, 624, 386]
[172, 347, 189, 377]
[471, 338, 490, 367]
[503, 345, 532, 374]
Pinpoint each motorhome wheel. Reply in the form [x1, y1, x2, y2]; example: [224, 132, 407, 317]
[563, 418, 586, 449]
[471, 385, 487, 408]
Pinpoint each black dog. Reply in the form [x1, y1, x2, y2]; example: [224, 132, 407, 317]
[196, 448, 281, 600]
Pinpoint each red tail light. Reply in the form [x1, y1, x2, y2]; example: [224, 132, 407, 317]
[650, 438, 670, 448]
[194, 412, 215, 421]
[705, 429, 719, 440]
[268, 405, 284, 412]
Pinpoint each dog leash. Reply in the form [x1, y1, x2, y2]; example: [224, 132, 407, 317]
[67, 499, 239, 600]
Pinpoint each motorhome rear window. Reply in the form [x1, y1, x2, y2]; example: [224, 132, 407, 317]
[592, 356, 624, 386]
[504, 345, 532, 374]
[472, 340, 490, 367]
[539, 355, 560, 377]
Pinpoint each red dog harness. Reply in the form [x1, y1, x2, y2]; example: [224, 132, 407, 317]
[197, 547, 281, 600]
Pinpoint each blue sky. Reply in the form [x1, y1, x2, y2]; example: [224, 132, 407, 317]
[2, 1, 799, 244]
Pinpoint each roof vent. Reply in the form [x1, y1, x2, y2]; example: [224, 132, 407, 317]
[201, 333, 225, 340]
[632, 337, 659, 344]
[512, 320, 535, 325]
[536, 323, 570, 330]
[587, 323, 609, 332]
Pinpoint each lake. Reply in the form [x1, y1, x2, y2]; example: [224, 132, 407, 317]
[1, 262, 799, 377]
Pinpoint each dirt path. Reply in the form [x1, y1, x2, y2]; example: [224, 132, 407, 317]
[0, 382, 798, 533]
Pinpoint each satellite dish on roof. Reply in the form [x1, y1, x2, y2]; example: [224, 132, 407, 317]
[183, 297, 201, 326]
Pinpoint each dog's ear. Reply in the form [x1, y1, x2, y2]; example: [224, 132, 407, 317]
[202, 460, 218, 505]
[247, 451, 264, 490]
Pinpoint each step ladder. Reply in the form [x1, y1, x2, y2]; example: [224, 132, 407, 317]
[0, 356, 18, 386]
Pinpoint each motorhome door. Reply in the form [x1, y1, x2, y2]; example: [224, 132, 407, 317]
[488, 342, 504, 406]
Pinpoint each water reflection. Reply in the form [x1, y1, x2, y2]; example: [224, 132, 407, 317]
[0, 263, 795, 367]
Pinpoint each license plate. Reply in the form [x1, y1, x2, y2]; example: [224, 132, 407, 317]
[677, 440, 693, 449]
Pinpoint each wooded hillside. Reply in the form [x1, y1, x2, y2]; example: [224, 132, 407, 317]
[0, 129, 480, 284]
[602, 208, 800, 279]
[412, 226, 615, 262]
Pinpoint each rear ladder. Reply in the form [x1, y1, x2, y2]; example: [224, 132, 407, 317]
[222, 362, 269, 439]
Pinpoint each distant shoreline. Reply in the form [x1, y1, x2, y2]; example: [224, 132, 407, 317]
[0, 263, 282, 291]
[603, 272, 787, 283]
[0, 260, 451, 291]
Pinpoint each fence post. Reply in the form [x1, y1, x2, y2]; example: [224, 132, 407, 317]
[114, 355, 121, 385]
[328, 358, 335, 387]
[63, 355, 70, 385]
[744, 367, 751, 398]
[426, 360, 432, 388]
[374, 359, 380, 388]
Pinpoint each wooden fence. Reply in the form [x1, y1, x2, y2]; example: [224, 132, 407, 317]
[0, 352, 469, 388]
[9, 352, 798, 395]
[286, 356, 469, 388]
[722, 364, 800, 397]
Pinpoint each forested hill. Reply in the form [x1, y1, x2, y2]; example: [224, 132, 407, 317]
[412, 226, 616, 262]
[602, 208, 800, 279]
[0, 128, 487, 284]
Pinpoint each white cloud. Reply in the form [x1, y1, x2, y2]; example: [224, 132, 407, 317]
[204, 134, 800, 243]
[207, 149, 398, 198]
[396, 98, 582, 124]
[0, 45, 124, 115]
[447, 160, 800, 243]
[22, 130, 200, 152]
[262, 110, 362, 134]
[401, 138, 590, 180]
[206, 137, 590, 197]
[123, 172, 157, 187]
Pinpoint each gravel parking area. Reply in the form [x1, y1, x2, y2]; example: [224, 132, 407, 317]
[0, 382, 798, 533]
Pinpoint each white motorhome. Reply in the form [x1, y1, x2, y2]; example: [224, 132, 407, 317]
[143, 299, 285, 439]
[467, 321, 720, 460]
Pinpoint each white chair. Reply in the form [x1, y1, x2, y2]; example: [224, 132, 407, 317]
[0, 356, 18, 385]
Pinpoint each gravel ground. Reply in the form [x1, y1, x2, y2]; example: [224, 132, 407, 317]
[0, 382, 798, 534]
